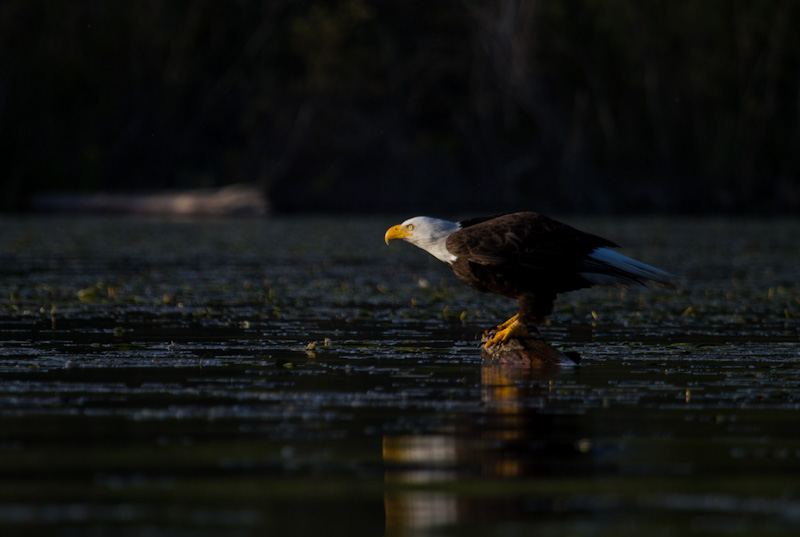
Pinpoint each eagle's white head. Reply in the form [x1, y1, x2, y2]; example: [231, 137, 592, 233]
[384, 216, 460, 264]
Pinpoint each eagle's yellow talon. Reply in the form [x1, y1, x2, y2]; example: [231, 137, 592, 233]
[482, 314, 519, 339]
[484, 318, 531, 347]
[494, 314, 518, 332]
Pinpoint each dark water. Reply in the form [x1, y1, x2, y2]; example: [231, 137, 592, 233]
[0, 215, 798, 536]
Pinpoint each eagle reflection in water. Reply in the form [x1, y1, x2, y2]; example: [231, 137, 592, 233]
[383, 364, 588, 535]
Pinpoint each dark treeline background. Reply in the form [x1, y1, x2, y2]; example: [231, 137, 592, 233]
[2, 0, 799, 214]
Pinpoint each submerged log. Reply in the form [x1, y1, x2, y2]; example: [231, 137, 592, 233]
[480, 328, 580, 368]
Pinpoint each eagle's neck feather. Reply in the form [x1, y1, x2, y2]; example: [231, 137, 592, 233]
[421, 236, 458, 264]
[408, 217, 460, 264]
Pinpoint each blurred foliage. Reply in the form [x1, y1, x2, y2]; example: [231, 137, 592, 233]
[1, 0, 798, 213]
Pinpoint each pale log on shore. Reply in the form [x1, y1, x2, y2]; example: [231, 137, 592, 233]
[33, 184, 268, 216]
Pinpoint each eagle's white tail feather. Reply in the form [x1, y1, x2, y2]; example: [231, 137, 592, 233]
[581, 247, 675, 288]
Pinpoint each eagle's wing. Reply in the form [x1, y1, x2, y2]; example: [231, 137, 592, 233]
[445, 212, 616, 271]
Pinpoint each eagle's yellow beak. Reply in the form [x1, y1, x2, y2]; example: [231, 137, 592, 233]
[385, 224, 411, 245]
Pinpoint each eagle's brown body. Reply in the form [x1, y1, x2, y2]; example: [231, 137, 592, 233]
[446, 213, 618, 325]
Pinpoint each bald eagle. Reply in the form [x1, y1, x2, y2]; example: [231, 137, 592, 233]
[385, 212, 674, 346]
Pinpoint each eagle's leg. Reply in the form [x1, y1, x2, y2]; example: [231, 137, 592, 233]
[483, 317, 532, 347]
[483, 295, 552, 348]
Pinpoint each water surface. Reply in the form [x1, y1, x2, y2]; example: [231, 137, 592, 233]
[0, 215, 798, 536]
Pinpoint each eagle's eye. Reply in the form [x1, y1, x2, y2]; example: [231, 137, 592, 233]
[406, 224, 415, 231]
